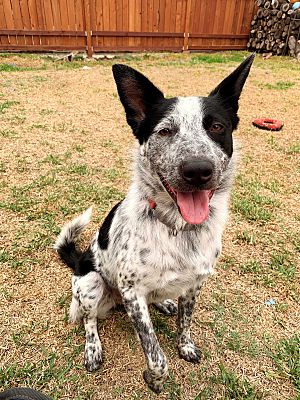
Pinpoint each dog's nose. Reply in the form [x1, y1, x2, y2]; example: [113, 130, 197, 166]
[180, 159, 213, 186]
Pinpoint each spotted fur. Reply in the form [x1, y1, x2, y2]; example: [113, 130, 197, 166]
[54, 55, 254, 393]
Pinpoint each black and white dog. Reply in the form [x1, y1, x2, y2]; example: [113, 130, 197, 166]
[54, 54, 254, 393]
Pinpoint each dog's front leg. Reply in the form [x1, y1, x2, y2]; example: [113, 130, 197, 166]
[177, 288, 201, 363]
[121, 290, 168, 393]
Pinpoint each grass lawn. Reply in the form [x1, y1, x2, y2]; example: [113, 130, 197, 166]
[0, 51, 299, 400]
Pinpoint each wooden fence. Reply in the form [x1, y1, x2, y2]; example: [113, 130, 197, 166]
[0, 0, 256, 55]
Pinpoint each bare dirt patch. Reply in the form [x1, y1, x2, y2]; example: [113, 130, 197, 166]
[0, 52, 299, 400]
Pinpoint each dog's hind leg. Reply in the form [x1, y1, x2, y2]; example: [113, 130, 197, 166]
[154, 299, 177, 316]
[83, 316, 103, 371]
[71, 271, 115, 371]
[177, 288, 201, 363]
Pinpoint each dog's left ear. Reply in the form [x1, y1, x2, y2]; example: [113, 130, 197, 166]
[209, 53, 255, 112]
[112, 64, 164, 136]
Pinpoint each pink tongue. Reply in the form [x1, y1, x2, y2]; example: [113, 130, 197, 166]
[177, 191, 210, 224]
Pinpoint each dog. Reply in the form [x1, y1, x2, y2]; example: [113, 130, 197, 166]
[54, 54, 254, 393]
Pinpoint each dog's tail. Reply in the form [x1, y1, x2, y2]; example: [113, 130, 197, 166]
[54, 207, 93, 270]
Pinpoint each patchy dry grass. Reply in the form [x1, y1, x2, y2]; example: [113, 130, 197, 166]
[0, 52, 299, 400]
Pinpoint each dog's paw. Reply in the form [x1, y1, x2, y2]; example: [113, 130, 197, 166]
[155, 299, 178, 316]
[143, 370, 166, 394]
[178, 341, 201, 363]
[84, 341, 103, 372]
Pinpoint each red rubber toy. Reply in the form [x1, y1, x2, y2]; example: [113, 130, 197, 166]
[252, 118, 283, 131]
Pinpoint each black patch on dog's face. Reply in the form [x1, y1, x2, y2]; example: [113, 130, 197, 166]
[98, 201, 122, 250]
[136, 98, 177, 143]
[201, 54, 255, 157]
[202, 96, 237, 158]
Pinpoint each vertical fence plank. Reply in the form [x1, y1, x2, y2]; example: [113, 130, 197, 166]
[122, 0, 129, 49]
[35, 0, 44, 29]
[66, 0, 76, 28]
[0, 0, 16, 45]
[27, 0, 39, 47]
[59, 0, 69, 49]
[115, 0, 122, 49]
[10, 0, 25, 46]
[83, 0, 92, 56]
[51, 0, 61, 46]
[42, 0, 54, 47]
[19, 0, 31, 45]
[102, 0, 109, 48]
[0, 0, 3, 45]
[175, 0, 183, 49]
[183, 0, 191, 51]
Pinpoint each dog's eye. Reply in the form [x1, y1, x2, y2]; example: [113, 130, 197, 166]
[209, 123, 224, 133]
[158, 128, 172, 136]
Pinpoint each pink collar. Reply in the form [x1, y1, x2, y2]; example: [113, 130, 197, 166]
[149, 198, 156, 209]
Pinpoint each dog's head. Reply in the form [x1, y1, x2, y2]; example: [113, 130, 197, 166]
[112, 55, 254, 225]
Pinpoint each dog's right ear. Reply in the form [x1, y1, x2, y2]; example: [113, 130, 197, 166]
[112, 64, 164, 136]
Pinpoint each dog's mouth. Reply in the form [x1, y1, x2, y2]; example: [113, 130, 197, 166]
[158, 173, 214, 225]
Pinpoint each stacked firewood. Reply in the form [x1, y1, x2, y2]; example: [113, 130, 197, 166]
[248, 0, 300, 55]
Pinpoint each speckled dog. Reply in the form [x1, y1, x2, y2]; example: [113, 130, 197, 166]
[54, 55, 254, 393]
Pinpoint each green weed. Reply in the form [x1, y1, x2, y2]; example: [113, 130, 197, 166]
[73, 144, 84, 153]
[103, 168, 120, 181]
[0, 63, 27, 72]
[0, 100, 19, 113]
[0, 161, 6, 172]
[260, 81, 295, 90]
[232, 176, 279, 223]
[270, 335, 300, 393]
[194, 387, 213, 399]
[239, 260, 261, 274]
[151, 309, 176, 341]
[218, 255, 236, 270]
[43, 154, 64, 165]
[0, 287, 13, 300]
[31, 123, 48, 130]
[40, 108, 55, 115]
[0, 351, 80, 397]
[236, 230, 256, 245]
[213, 364, 264, 399]
[10, 115, 26, 124]
[264, 180, 281, 194]
[0, 129, 18, 138]
[67, 164, 89, 176]
[16, 157, 30, 172]
[268, 251, 296, 281]
[33, 76, 48, 82]
[286, 143, 300, 154]
[232, 192, 276, 223]
[101, 139, 119, 152]
[226, 331, 259, 358]
[112, 386, 124, 396]
[60, 182, 124, 215]
[164, 372, 182, 399]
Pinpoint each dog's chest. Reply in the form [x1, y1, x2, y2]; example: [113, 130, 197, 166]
[101, 219, 220, 299]
[140, 232, 216, 299]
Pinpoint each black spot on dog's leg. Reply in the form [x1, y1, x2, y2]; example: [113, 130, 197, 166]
[177, 290, 201, 363]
